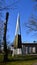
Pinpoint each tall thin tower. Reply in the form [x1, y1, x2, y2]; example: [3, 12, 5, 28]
[14, 13, 22, 55]
[15, 13, 21, 36]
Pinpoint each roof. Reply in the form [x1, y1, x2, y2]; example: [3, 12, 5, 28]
[11, 42, 37, 47]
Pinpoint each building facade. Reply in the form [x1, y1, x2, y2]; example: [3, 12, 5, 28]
[11, 13, 37, 56]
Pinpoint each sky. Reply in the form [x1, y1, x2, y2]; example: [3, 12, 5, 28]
[0, 0, 37, 44]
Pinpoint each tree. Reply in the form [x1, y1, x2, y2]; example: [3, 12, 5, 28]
[0, 0, 20, 61]
[0, 0, 20, 44]
[24, 0, 37, 35]
[3, 12, 9, 61]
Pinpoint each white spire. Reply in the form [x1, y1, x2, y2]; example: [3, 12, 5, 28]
[15, 13, 21, 36]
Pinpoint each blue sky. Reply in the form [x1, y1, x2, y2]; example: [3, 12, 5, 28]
[2, 0, 37, 43]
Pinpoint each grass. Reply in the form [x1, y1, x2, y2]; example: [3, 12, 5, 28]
[0, 54, 37, 65]
[0, 54, 4, 62]
[0, 60, 37, 65]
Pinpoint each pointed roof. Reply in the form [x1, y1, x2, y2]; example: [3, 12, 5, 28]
[15, 13, 21, 36]
[14, 13, 22, 48]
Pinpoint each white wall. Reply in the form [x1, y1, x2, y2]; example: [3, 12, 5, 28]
[32, 47, 36, 53]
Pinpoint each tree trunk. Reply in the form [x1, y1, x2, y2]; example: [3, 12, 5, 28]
[3, 12, 9, 61]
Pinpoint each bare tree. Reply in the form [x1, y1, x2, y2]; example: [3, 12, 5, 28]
[24, 17, 37, 33]
[24, 0, 37, 36]
[0, 0, 20, 61]
[0, 0, 20, 42]
[3, 12, 9, 61]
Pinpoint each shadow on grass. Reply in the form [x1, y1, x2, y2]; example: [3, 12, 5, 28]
[0, 55, 37, 64]
[0, 57, 37, 63]
[8, 57, 37, 62]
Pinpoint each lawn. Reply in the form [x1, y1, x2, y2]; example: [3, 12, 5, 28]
[0, 60, 37, 65]
[0, 54, 37, 65]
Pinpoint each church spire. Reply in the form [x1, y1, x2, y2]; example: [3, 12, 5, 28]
[14, 13, 22, 48]
[15, 13, 21, 36]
